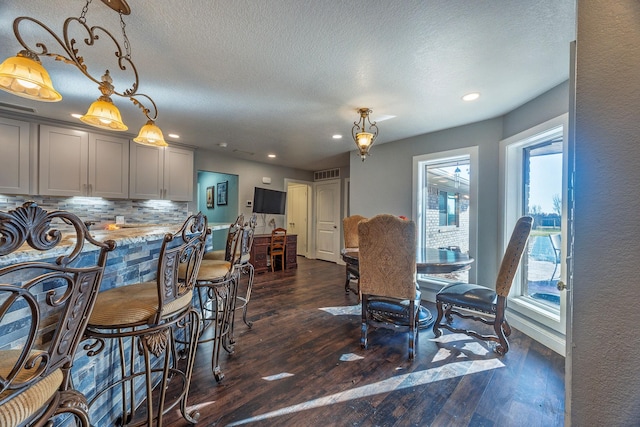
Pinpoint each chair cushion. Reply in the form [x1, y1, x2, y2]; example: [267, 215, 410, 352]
[203, 249, 226, 261]
[366, 289, 422, 325]
[88, 282, 192, 327]
[436, 283, 498, 314]
[0, 350, 63, 427]
[193, 259, 232, 281]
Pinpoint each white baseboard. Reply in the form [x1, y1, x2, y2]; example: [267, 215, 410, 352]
[505, 310, 566, 356]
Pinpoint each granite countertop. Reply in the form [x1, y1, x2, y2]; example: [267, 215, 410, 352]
[1, 222, 231, 265]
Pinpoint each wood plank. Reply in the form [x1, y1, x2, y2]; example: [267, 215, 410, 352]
[163, 256, 565, 426]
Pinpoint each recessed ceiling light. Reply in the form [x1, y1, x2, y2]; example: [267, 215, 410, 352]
[71, 113, 82, 119]
[218, 142, 228, 148]
[462, 92, 480, 102]
[332, 134, 342, 139]
[268, 154, 276, 158]
[168, 133, 179, 139]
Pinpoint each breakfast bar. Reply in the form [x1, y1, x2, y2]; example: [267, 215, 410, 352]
[0, 220, 229, 425]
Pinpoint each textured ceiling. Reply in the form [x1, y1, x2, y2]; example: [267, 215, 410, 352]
[0, 1, 575, 171]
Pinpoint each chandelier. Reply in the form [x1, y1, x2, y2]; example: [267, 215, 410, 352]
[0, 0, 167, 147]
[352, 108, 379, 161]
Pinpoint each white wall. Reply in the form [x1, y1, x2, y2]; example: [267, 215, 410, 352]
[572, 1, 640, 423]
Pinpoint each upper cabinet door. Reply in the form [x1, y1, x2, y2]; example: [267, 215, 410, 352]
[39, 125, 89, 197]
[88, 134, 129, 199]
[129, 143, 164, 199]
[0, 117, 30, 195]
[164, 146, 194, 202]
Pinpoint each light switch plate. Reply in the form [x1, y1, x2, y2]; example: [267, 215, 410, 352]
[115, 215, 125, 225]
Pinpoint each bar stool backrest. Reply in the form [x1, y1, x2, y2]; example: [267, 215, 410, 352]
[0, 202, 115, 425]
[154, 212, 209, 324]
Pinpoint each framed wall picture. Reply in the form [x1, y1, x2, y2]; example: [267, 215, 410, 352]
[206, 186, 214, 208]
[217, 181, 228, 205]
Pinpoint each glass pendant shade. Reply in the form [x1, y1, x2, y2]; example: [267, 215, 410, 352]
[134, 120, 168, 147]
[0, 52, 62, 102]
[80, 98, 128, 131]
[356, 132, 374, 150]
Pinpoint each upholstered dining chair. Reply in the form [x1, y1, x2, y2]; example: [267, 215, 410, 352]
[342, 214, 366, 296]
[269, 228, 287, 272]
[0, 202, 115, 427]
[83, 212, 208, 426]
[433, 216, 533, 355]
[358, 214, 420, 360]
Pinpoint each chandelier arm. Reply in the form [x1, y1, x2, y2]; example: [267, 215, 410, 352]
[12, 15, 140, 96]
[129, 93, 159, 121]
[352, 122, 361, 141]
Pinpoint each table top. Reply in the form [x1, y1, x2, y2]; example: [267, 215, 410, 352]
[341, 247, 474, 275]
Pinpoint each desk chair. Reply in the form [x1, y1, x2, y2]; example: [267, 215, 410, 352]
[358, 214, 420, 360]
[0, 202, 115, 427]
[269, 228, 287, 272]
[433, 216, 533, 355]
[343, 215, 366, 296]
[83, 213, 208, 426]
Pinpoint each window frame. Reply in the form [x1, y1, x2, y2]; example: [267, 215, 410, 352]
[412, 146, 478, 295]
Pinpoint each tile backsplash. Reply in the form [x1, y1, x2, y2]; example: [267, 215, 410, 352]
[0, 195, 189, 227]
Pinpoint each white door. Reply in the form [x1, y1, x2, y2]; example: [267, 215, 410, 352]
[287, 183, 308, 256]
[315, 180, 340, 262]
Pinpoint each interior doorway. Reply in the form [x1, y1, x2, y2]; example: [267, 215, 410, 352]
[314, 179, 341, 263]
[286, 182, 310, 257]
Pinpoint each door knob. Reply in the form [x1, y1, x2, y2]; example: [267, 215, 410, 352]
[556, 281, 566, 291]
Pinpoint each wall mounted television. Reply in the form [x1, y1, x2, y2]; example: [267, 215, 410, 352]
[252, 187, 287, 215]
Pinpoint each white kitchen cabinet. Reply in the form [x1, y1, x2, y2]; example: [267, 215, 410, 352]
[0, 117, 30, 195]
[39, 125, 129, 198]
[129, 143, 193, 201]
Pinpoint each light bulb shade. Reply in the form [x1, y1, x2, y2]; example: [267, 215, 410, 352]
[80, 98, 128, 131]
[0, 53, 62, 102]
[134, 120, 168, 147]
[356, 132, 374, 149]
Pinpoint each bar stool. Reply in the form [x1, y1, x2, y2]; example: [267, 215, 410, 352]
[234, 213, 257, 328]
[82, 213, 208, 426]
[204, 214, 256, 329]
[203, 214, 244, 262]
[0, 202, 115, 427]
[188, 221, 243, 383]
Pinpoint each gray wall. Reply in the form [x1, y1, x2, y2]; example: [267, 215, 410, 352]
[350, 117, 500, 286]
[572, 1, 640, 424]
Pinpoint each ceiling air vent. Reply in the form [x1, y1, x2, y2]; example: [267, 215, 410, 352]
[314, 168, 340, 181]
[0, 102, 37, 114]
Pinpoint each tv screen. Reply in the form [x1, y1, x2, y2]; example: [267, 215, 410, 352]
[252, 187, 287, 214]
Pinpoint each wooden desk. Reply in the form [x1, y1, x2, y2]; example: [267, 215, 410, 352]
[250, 233, 297, 273]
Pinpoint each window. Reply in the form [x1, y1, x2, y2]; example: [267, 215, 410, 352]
[500, 114, 568, 340]
[413, 147, 478, 286]
[438, 191, 459, 227]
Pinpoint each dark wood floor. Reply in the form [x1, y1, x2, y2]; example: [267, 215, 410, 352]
[165, 257, 565, 427]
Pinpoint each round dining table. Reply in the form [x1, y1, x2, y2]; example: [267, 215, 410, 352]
[341, 248, 474, 328]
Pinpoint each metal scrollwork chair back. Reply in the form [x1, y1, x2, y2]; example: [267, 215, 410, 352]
[0, 201, 115, 427]
[82, 212, 209, 426]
